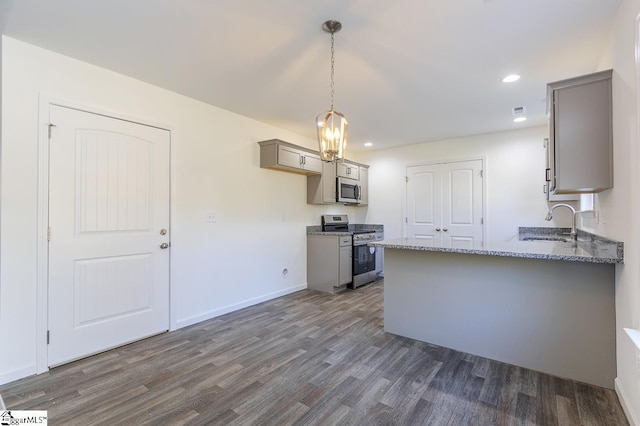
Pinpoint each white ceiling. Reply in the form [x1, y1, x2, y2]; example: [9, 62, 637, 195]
[1, 0, 621, 152]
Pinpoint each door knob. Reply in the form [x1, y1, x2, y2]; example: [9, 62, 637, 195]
[435, 228, 441, 232]
[160, 228, 168, 235]
[160, 243, 169, 249]
[443, 228, 448, 232]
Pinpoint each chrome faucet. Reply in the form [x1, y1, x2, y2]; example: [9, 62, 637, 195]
[545, 203, 577, 240]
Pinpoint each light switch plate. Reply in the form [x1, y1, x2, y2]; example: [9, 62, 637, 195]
[206, 211, 216, 223]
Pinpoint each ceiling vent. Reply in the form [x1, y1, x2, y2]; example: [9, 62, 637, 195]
[512, 106, 526, 116]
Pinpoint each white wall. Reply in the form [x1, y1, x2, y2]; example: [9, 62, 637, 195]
[582, 0, 640, 423]
[355, 126, 567, 243]
[0, 36, 362, 384]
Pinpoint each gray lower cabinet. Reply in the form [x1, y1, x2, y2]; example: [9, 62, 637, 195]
[547, 70, 613, 194]
[307, 234, 352, 292]
[259, 139, 322, 175]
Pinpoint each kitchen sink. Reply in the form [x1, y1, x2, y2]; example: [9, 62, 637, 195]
[520, 235, 572, 242]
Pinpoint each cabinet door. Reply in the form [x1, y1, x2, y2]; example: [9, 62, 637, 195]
[278, 144, 303, 169]
[337, 162, 360, 180]
[322, 161, 337, 203]
[544, 138, 578, 201]
[359, 166, 369, 206]
[303, 153, 323, 173]
[339, 244, 352, 285]
[549, 71, 612, 193]
[375, 246, 383, 274]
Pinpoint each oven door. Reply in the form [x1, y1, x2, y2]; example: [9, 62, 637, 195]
[337, 177, 361, 204]
[353, 244, 376, 275]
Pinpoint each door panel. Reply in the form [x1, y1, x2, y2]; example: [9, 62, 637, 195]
[448, 169, 474, 224]
[75, 254, 152, 326]
[78, 132, 152, 233]
[48, 105, 170, 367]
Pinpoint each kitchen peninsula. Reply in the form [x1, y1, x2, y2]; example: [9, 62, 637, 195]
[370, 228, 623, 389]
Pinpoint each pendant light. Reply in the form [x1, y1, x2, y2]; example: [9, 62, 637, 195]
[316, 20, 348, 162]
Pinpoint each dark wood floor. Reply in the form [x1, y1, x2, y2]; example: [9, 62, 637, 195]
[0, 281, 629, 425]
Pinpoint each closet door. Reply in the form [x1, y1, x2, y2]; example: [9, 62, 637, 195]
[406, 163, 442, 244]
[440, 160, 483, 248]
[406, 160, 483, 248]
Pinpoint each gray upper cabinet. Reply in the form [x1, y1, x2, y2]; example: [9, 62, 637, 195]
[336, 161, 360, 180]
[308, 161, 369, 206]
[547, 70, 613, 194]
[258, 139, 322, 175]
[359, 166, 369, 206]
[307, 161, 337, 204]
[543, 138, 579, 201]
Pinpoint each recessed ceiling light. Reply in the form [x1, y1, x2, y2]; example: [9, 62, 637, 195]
[364, 142, 373, 147]
[502, 74, 521, 83]
[513, 116, 527, 123]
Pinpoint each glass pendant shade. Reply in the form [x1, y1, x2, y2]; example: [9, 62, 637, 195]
[316, 109, 348, 162]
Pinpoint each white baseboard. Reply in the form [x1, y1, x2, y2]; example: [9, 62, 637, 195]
[174, 283, 308, 330]
[616, 377, 638, 426]
[0, 365, 36, 387]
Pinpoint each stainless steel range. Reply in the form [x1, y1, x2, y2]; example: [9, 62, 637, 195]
[321, 215, 383, 289]
[350, 230, 382, 288]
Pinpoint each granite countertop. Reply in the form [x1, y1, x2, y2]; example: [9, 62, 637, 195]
[370, 227, 623, 264]
[306, 224, 384, 236]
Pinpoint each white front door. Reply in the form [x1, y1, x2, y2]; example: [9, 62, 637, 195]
[47, 105, 171, 367]
[407, 160, 483, 248]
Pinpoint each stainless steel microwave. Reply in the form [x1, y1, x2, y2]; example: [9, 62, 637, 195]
[337, 177, 361, 204]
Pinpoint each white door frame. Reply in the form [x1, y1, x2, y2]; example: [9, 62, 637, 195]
[403, 157, 487, 242]
[36, 95, 176, 373]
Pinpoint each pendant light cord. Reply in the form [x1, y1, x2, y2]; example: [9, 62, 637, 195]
[330, 31, 335, 112]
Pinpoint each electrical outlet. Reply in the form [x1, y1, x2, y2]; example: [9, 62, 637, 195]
[206, 211, 216, 223]
[281, 212, 286, 222]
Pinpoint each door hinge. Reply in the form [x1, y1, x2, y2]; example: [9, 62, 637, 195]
[405, 217, 408, 223]
[47, 330, 50, 344]
[47, 227, 51, 241]
[47, 123, 56, 139]
[480, 170, 484, 178]
[405, 176, 409, 183]
[481, 218, 484, 225]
